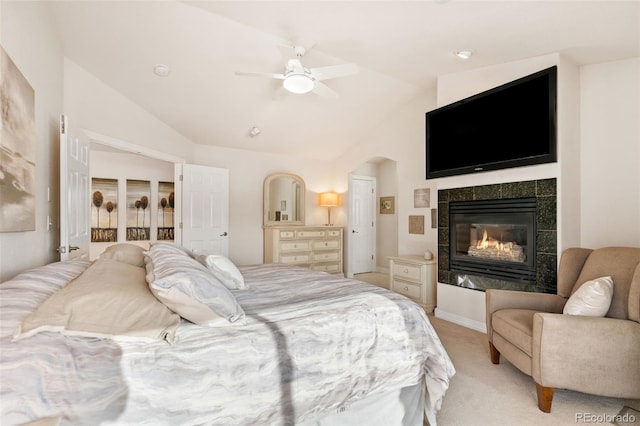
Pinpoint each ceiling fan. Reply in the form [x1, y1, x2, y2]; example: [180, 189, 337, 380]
[235, 45, 358, 98]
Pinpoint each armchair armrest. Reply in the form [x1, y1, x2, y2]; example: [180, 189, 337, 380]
[485, 289, 565, 338]
[532, 313, 640, 399]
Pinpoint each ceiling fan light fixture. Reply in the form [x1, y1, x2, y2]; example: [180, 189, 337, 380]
[283, 74, 314, 94]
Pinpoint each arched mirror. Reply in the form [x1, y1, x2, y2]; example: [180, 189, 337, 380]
[263, 173, 305, 227]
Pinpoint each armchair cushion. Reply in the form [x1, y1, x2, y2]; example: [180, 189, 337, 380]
[492, 309, 538, 357]
[563, 276, 613, 316]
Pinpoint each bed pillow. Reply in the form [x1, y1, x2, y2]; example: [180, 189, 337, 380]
[14, 259, 181, 343]
[563, 276, 614, 317]
[149, 242, 194, 257]
[99, 243, 146, 267]
[194, 253, 246, 289]
[144, 249, 245, 327]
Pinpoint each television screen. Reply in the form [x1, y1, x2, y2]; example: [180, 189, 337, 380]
[426, 66, 557, 179]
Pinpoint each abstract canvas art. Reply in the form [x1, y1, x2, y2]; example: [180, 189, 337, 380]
[0, 46, 36, 232]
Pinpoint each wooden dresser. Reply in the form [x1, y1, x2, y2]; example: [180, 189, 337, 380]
[264, 226, 343, 275]
[388, 255, 436, 312]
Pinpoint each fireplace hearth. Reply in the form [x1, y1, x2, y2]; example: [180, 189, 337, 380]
[438, 179, 557, 293]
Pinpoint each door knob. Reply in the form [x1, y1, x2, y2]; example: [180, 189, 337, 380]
[69, 246, 80, 251]
[352, 230, 358, 234]
[220, 232, 228, 236]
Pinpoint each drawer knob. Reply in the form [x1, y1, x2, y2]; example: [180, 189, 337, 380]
[404, 268, 409, 273]
[404, 286, 409, 291]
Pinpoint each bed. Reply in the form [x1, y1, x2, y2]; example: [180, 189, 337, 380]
[0, 243, 455, 426]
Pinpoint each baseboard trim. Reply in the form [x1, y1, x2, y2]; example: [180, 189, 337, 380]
[434, 308, 487, 334]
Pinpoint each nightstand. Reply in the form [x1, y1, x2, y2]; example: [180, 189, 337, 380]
[388, 255, 436, 312]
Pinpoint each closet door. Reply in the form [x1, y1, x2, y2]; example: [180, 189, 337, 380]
[180, 164, 229, 256]
[58, 115, 90, 260]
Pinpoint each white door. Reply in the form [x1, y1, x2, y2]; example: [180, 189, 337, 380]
[347, 175, 376, 276]
[181, 164, 229, 256]
[59, 115, 90, 260]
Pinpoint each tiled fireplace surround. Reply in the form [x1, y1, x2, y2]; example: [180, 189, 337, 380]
[438, 178, 558, 294]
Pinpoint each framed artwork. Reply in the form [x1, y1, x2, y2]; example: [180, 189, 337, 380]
[0, 46, 36, 232]
[126, 180, 151, 241]
[409, 215, 425, 234]
[414, 188, 430, 208]
[380, 196, 395, 214]
[91, 178, 118, 242]
[157, 181, 174, 241]
[431, 208, 438, 229]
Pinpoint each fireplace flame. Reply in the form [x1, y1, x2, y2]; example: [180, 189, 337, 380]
[470, 227, 524, 262]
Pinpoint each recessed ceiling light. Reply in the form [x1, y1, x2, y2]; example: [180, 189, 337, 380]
[249, 126, 261, 137]
[455, 50, 473, 60]
[154, 64, 170, 77]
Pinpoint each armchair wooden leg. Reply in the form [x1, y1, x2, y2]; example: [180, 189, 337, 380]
[489, 342, 500, 364]
[535, 383, 554, 413]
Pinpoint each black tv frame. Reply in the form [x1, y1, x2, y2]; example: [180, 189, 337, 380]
[426, 66, 557, 180]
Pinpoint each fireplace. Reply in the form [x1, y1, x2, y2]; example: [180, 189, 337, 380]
[449, 198, 537, 284]
[437, 178, 558, 293]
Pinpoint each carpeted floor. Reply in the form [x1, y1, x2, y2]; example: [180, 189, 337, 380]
[353, 273, 639, 425]
[428, 314, 639, 426]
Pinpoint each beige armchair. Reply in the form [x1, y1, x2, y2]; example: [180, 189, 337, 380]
[486, 246, 640, 412]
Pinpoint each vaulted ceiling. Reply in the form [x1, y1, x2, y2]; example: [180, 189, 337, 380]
[46, 1, 640, 161]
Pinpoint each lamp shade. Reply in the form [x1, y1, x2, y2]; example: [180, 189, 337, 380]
[318, 192, 338, 207]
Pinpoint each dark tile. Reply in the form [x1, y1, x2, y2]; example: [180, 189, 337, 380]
[438, 189, 449, 203]
[536, 230, 557, 254]
[536, 253, 557, 293]
[438, 226, 449, 245]
[537, 178, 557, 197]
[537, 196, 557, 230]
[438, 201, 449, 227]
[438, 269, 451, 285]
[474, 184, 502, 200]
[438, 246, 449, 272]
[502, 180, 537, 198]
[449, 186, 474, 202]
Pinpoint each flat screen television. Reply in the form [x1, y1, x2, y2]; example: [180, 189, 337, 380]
[426, 66, 557, 179]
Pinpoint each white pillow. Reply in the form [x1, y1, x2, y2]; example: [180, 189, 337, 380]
[14, 259, 181, 343]
[149, 242, 194, 258]
[194, 253, 246, 290]
[144, 248, 245, 327]
[563, 276, 614, 317]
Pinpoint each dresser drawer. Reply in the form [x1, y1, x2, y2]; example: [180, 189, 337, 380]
[280, 253, 311, 263]
[392, 279, 421, 302]
[279, 230, 296, 239]
[392, 262, 422, 282]
[312, 262, 341, 273]
[326, 230, 341, 237]
[313, 251, 340, 262]
[296, 230, 325, 238]
[279, 241, 310, 251]
[312, 239, 340, 250]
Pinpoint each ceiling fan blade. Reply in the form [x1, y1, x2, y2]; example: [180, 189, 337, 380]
[311, 81, 339, 98]
[309, 63, 358, 81]
[235, 71, 286, 80]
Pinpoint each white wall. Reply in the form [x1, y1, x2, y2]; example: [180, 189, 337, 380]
[376, 159, 398, 270]
[333, 88, 439, 263]
[191, 144, 337, 266]
[0, 1, 64, 281]
[64, 60, 195, 162]
[580, 58, 640, 247]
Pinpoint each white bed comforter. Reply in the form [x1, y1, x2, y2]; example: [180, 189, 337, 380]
[0, 261, 454, 426]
